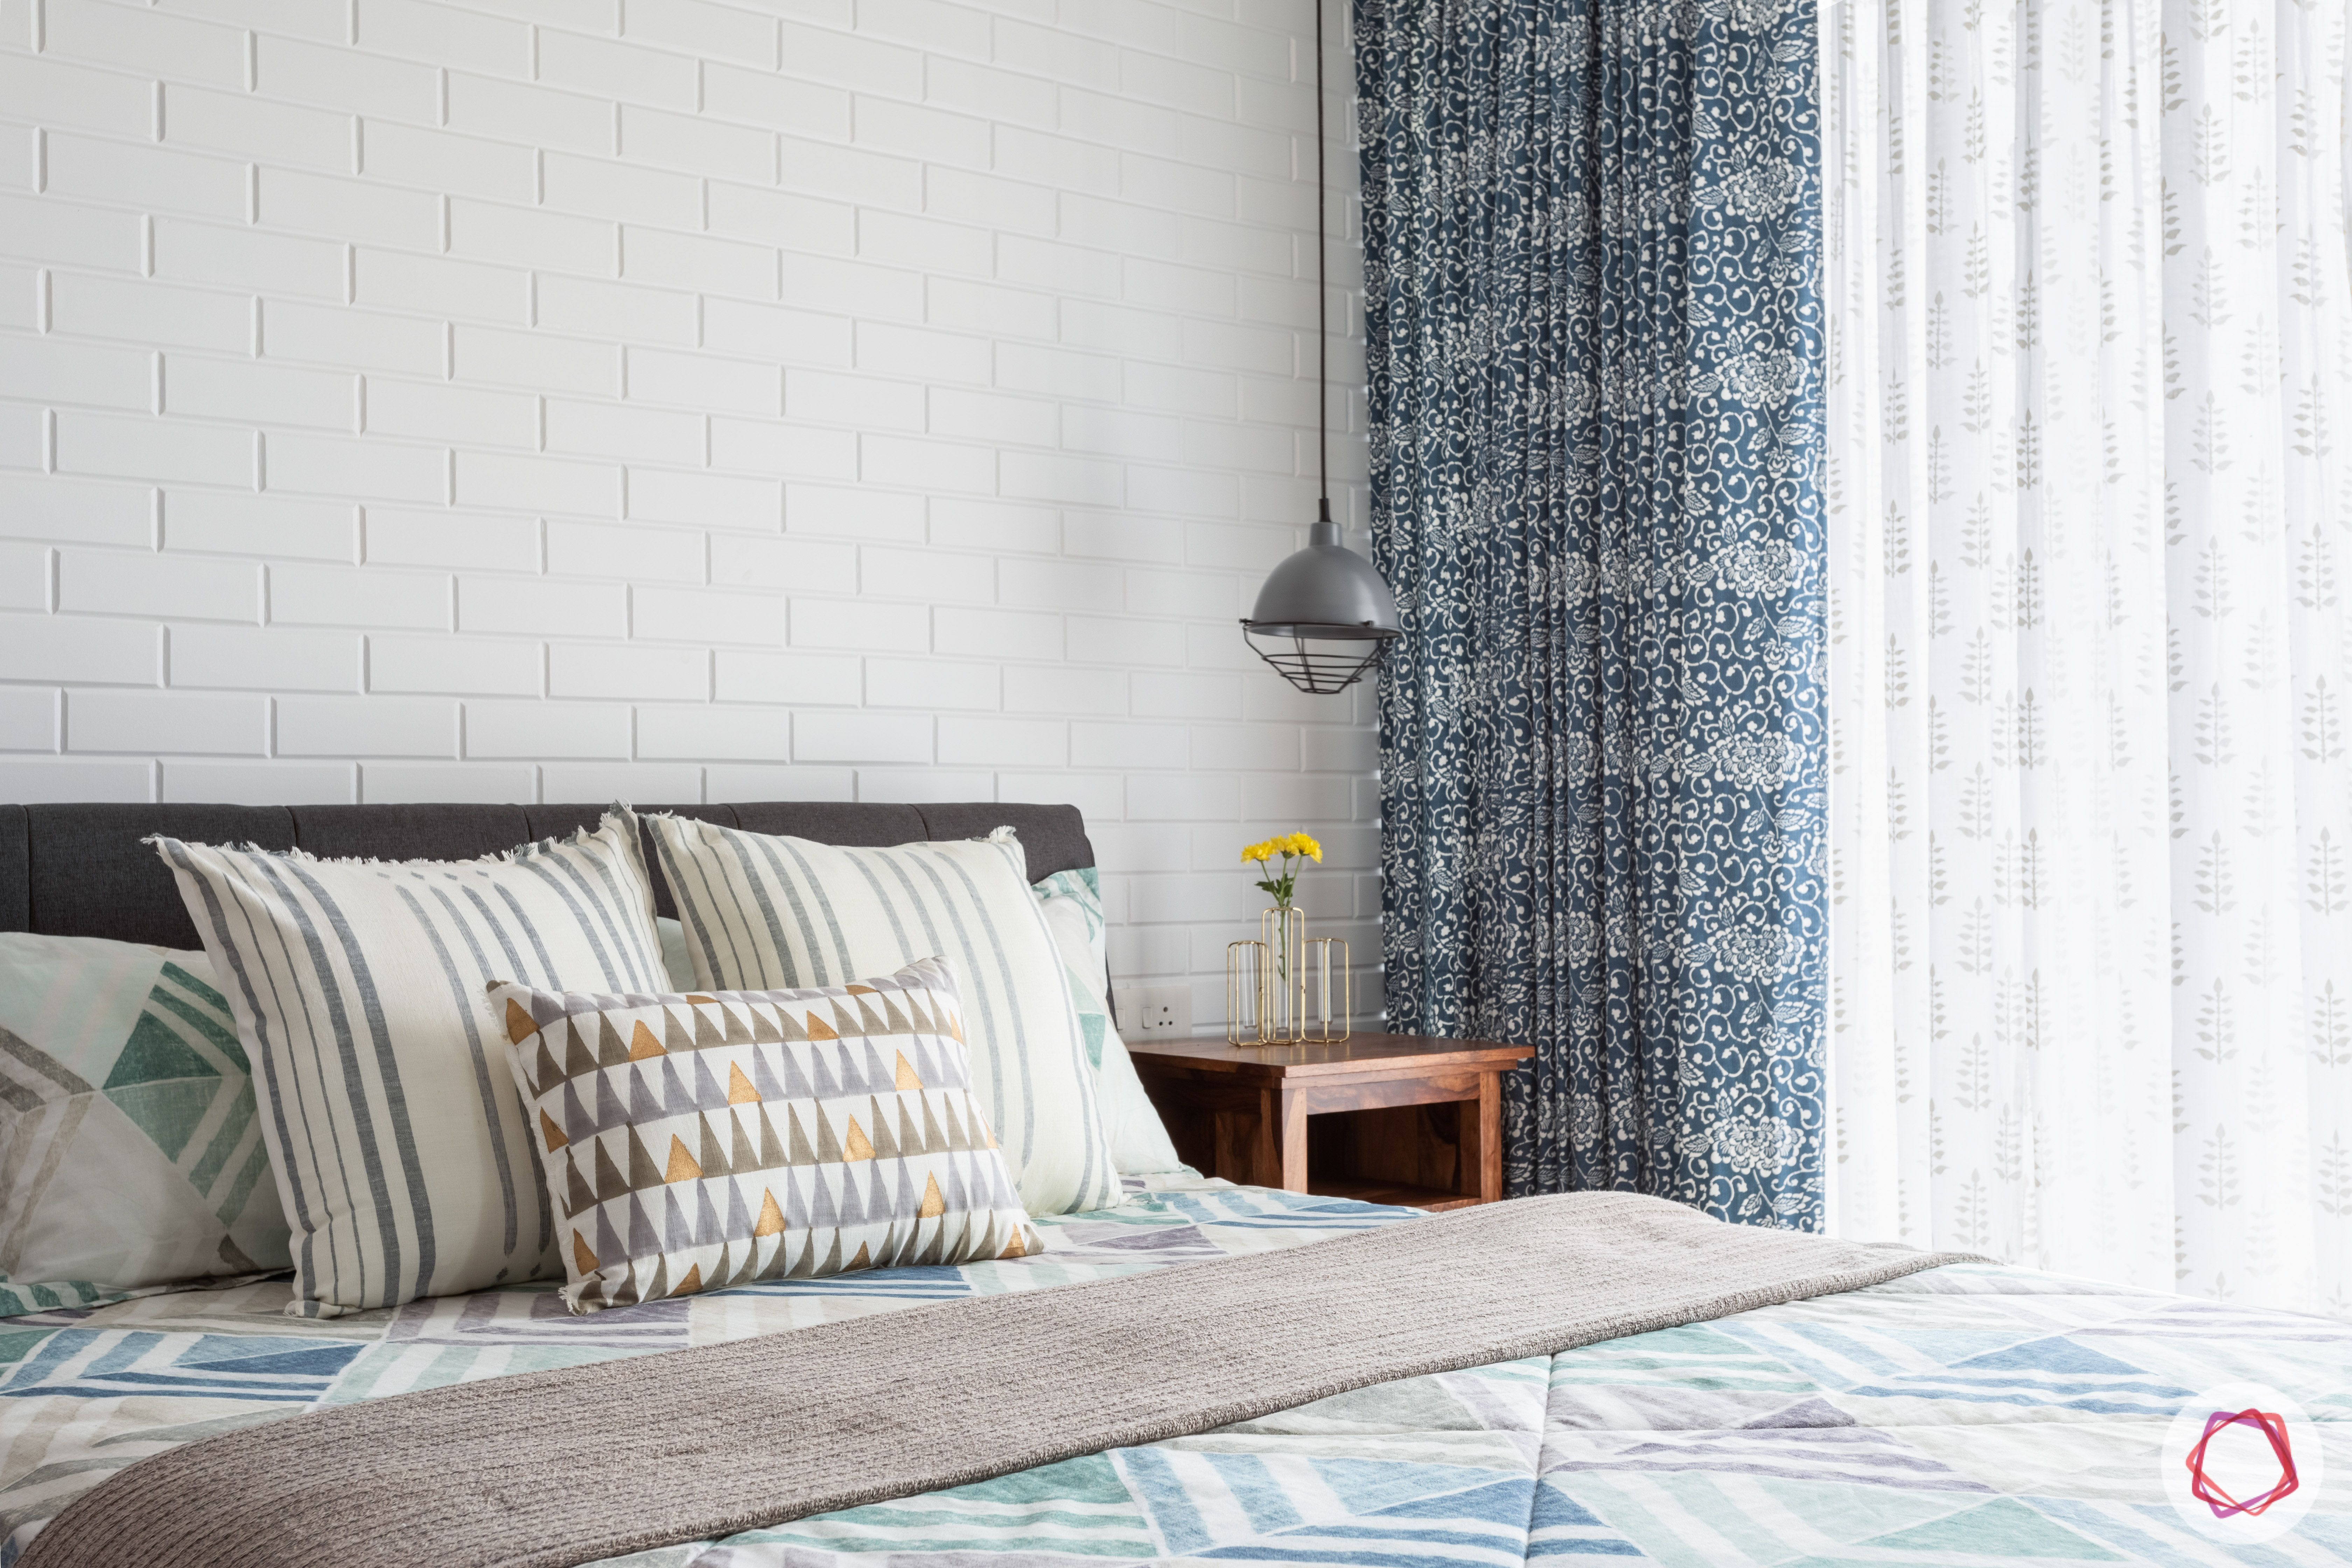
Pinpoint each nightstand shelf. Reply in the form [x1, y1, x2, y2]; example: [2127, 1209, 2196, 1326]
[1309, 1177, 1478, 1212]
[1124, 1032, 1536, 1209]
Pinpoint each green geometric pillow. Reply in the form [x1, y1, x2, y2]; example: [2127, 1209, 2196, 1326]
[1032, 866, 1107, 996]
[0, 933, 289, 1316]
[1060, 955, 1112, 1071]
[1052, 952, 1185, 1177]
[1030, 867, 1186, 1180]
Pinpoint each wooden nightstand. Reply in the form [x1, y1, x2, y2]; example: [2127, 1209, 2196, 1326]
[1124, 1032, 1535, 1210]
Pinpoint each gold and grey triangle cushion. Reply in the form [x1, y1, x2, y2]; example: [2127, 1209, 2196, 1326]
[489, 954, 1042, 1314]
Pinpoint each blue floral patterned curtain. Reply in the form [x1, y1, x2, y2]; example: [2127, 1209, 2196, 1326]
[1358, 0, 1828, 1228]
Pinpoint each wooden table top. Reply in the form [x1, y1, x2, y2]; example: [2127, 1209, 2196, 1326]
[1124, 1030, 1534, 1081]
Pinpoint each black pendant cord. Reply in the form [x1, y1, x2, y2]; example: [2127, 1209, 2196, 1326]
[1314, 0, 1331, 527]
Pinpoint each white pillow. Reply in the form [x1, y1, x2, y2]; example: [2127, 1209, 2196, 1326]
[154, 807, 667, 1317]
[649, 818, 1121, 1216]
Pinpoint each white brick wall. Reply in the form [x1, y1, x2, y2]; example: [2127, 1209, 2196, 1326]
[0, 0, 1379, 1028]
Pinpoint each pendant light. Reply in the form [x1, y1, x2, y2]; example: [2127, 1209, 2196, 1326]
[1239, 0, 1400, 696]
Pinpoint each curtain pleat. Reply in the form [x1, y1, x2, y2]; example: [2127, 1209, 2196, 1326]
[1360, 0, 1830, 1227]
[1824, 0, 2352, 1312]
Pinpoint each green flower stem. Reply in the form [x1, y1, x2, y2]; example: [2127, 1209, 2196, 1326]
[1251, 851, 1305, 994]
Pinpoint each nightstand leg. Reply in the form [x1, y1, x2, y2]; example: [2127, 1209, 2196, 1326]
[1464, 1073, 1503, 1203]
[1250, 1089, 1283, 1187]
[1241, 1087, 1309, 1191]
[1278, 1086, 1309, 1193]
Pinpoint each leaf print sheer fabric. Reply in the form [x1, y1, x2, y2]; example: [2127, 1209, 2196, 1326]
[1824, 0, 2352, 1311]
[1359, 0, 1831, 1230]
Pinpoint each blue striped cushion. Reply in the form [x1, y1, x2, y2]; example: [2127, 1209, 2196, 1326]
[154, 808, 666, 1317]
[650, 818, 1121, 1217]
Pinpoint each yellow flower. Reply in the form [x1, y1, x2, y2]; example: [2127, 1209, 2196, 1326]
[1286, 833, 1323, 862]
[1241, 840, 1271, 864]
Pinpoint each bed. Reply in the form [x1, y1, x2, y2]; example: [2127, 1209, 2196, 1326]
[3, 802, 2347, 1566]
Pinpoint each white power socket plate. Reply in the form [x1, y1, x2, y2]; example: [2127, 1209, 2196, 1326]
[1125, 983, 1193, 1037]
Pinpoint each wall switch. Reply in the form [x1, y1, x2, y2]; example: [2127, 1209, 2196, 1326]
[1126, 983, 1193, 1037]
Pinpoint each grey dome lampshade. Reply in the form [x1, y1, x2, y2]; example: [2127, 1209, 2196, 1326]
[1240, 515, 1401, 695]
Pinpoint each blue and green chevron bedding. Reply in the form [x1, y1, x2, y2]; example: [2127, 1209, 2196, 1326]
[3, 1176, 2346, 1565]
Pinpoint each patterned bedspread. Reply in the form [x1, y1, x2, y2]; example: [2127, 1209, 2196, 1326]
[4, 1176, 2347, 1566]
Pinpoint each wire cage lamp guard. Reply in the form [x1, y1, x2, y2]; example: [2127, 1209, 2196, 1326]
[1240, 622, 1397, 695]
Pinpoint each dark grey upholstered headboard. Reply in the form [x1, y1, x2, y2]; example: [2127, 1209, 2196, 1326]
[0, 802, 1095, 952]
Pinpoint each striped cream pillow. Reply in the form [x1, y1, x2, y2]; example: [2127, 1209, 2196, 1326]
[649, 817, 1120, 1216]
[154, 808, 666, 1317]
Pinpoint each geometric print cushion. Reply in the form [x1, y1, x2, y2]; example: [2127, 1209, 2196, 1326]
[153, 806, 668, 1318]
[489, 954, 1042, 1314]
[0, 932, 290, 1316]
[649, 817, 1120, 1218]
[1033, 865, 1107, 996]
[1029, 866, 1182, 1177]
[1054, 953, 1185, 1177]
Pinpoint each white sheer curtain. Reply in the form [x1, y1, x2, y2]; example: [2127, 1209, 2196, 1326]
[1822, 0, 2352, 1313]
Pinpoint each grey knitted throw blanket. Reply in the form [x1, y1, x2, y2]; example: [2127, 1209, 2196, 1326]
[23, 1192, 1970, 1568]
